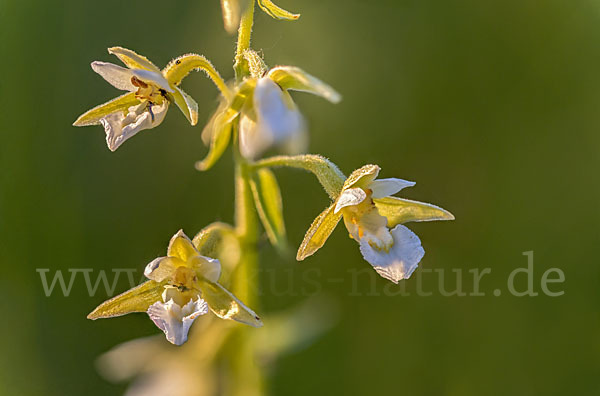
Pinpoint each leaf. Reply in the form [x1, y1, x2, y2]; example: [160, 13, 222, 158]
[198, 279, 263, 327]
[257, 0, 300, 21]
[87, 280, 166, 320]
[268, 66, 341, 103]
[108, 47, 162, 73]
[73, 92, 140, 126]
[374, 196, 455, 227]
[170, 86, 199, 125]
[250, 168, 287, 251]
[296, 202, 342, 261]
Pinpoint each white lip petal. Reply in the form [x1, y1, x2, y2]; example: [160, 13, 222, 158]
[91, 61, 137, 91]
[359, 224, 425, 283]
[102, 101, 168, 151]
[133, 69, 174, 93]
[334, 188, 367, 213]
[370, 178, 416, 199]
[147, 298, 208, 346]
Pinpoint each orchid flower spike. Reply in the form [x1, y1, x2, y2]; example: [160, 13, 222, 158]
[297, 165, 454, 283]
[197, 50, 341, 170]
[87, 230, 262, 346]
[74, 47, 228, 151]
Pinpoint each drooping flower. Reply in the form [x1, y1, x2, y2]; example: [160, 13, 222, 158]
[196, 50, 341, 169]
[297, 164, 454, 283]
[88, 230, 262, 345]
[74, 47, 227, 151]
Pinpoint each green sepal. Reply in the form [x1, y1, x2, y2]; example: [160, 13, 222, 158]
[268, 66, 341, 103]
[257, 0, 300, 21]
[374, 196, 455, 227]
[195, 106, 235, 171]
[170, 86, 199, 125]
[342, 164, 380, 191]
[198, 278, 263, 327]
[108, 47, 162, 73]
[87, 280, 167, 320]
[73, 92, 140, 126]
[296, 202, 342, 260]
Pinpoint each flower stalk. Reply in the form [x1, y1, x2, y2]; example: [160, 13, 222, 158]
[76, 0, 454, 393]
[230, 1, 265, 390]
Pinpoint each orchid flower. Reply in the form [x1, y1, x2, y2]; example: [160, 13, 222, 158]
[74, 47, 227, 151]
[196, 50, 341, 169]
[297, 164, 454, 283]
[88, 230, 262, 346]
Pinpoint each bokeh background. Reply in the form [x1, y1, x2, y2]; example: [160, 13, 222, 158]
[1, 0, 599, 394]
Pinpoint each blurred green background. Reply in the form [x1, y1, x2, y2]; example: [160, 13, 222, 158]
[1, 0, 599, 394]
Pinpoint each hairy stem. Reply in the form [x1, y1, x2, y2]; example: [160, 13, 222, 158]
[234, 0, 256, 81]
[252, 154, 347, 200]
[230, 3, 265, 393]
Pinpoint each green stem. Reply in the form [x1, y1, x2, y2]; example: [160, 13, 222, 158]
[233, 155, 259, 304]
[229, 3, 266, 394]
[252, 154, 346, 199]
[234, 0, 256, 81]
[231, 142, 265, 396]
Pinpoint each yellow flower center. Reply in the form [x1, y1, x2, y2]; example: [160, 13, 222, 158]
[131, 76, 167, 105]
[172, 266, 197, 291]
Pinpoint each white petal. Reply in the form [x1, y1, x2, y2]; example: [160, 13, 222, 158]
[334, 188, 367, 213]
[92, 61, 136, 91]
[102, 101, 168, 151]
[242, 77, 306, 159]
[133, 69, 174, 93]
[147, 298, 208, 346]
[359, 224, 425, 283]
[239, 113, 269, 159]
[144, 257, 178, 282]
[190, 255, 222, 283]
[280, 125, 308, 156]
[370, 178, 416, 198]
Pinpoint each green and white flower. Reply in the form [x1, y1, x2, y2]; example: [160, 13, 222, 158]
[298, 164, 454, 283]
[197, 52, 340, 169]
[88, 229, 262, 346]
[74, 47, 227, 151]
